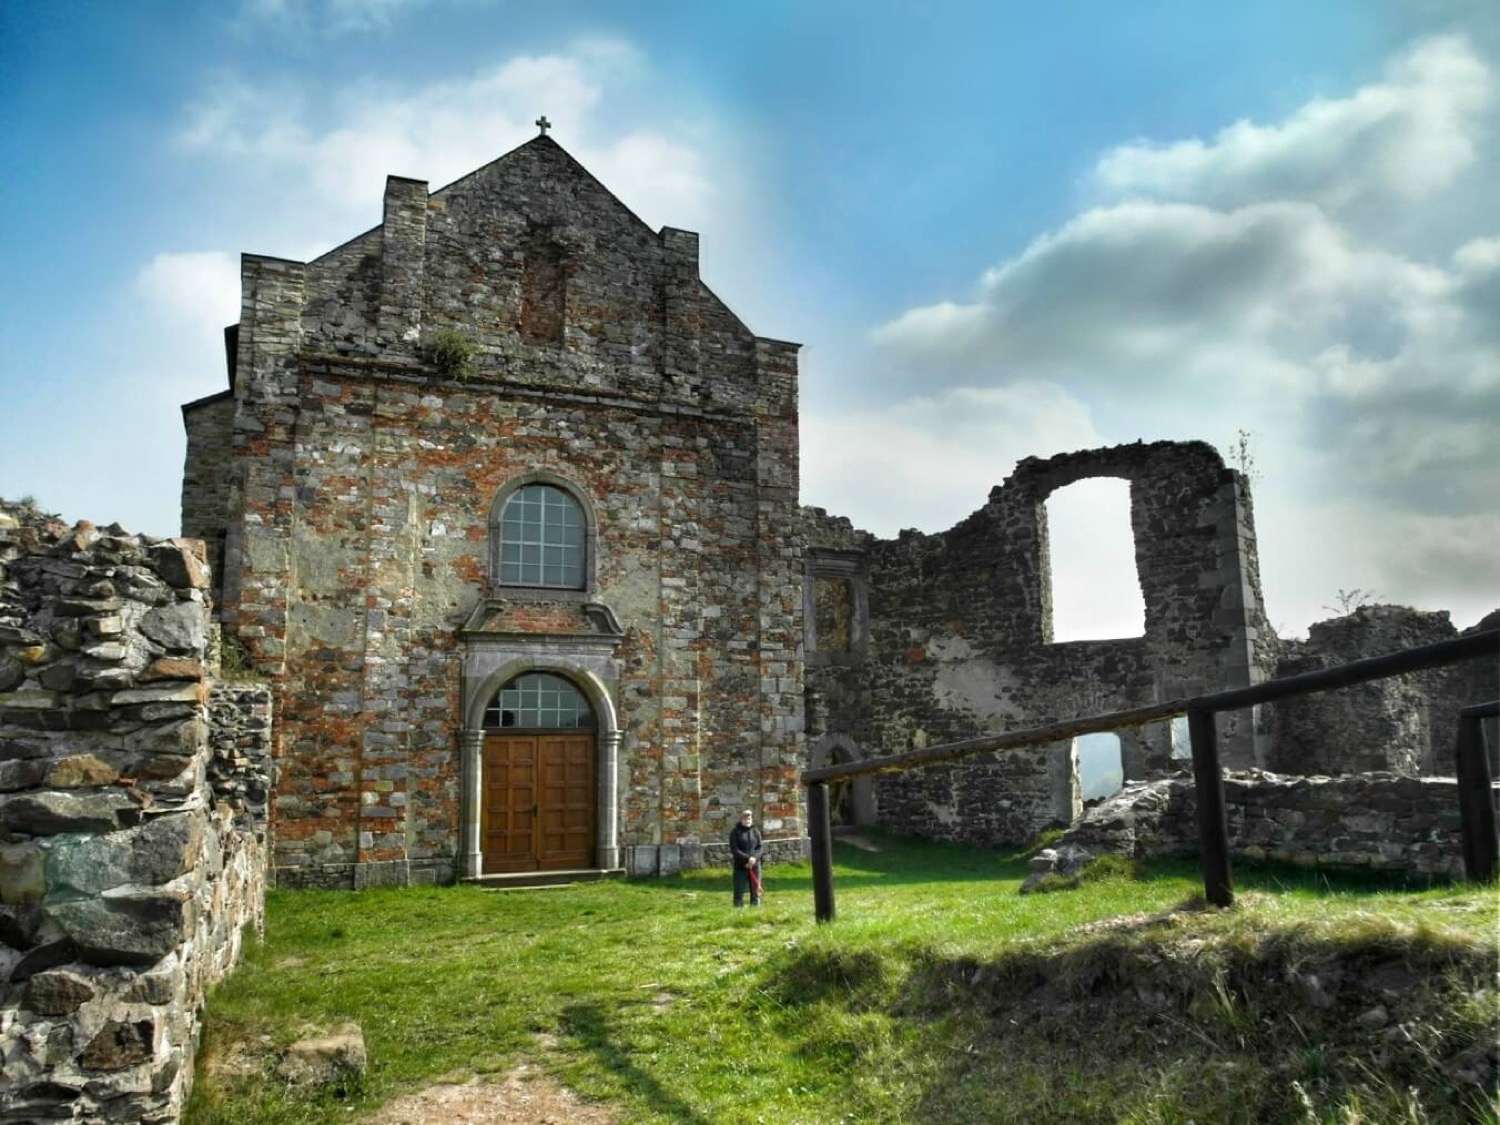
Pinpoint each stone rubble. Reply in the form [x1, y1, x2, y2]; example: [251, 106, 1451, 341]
[1021, 768, 1498, 891]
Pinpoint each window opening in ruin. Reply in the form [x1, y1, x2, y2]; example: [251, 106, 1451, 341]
[1170, 715, 1191, 759]
[520, 242, 565, 345]
[1044, 477, 1146, 642]
[498, 483, 586, 589]
[1077, 731, 1124, 800]
[813, 576, 854, 654]
[483, 672, 596, 730]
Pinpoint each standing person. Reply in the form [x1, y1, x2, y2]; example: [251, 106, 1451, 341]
[729, 809, 763, 907]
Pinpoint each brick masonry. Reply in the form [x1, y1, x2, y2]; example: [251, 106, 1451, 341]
[182, 135, 804, 887]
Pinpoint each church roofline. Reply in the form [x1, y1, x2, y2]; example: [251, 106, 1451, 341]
[180, 388, 232, 414]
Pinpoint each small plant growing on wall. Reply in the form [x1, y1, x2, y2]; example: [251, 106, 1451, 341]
[427, 329, 480, 380]
[1324, 588, 1380, 616]
[1226, 428, 1262, 483]
[218, 632, 261, 682]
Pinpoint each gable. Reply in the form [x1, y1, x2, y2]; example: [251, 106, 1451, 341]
[283, 135, 760, 396]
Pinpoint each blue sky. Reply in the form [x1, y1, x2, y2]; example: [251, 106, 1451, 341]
[2, 0, 1496, 638]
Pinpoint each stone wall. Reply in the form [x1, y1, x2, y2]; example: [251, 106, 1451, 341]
[182, 134, 805, 888]
[178, 391, 234, 598]
[1035, 770, 1497, 883]
[802, 441, 1272, 848]
[0, 501, 271, 1123]
[1268, 606, 1499, 776]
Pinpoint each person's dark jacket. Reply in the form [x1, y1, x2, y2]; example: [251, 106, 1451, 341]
[729, 823, 763, 870]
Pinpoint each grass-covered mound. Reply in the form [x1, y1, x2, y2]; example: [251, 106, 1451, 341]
[187, 833, 1497, 1124]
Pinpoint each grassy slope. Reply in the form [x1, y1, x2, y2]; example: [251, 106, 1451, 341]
[187, 834, 1499, 1124]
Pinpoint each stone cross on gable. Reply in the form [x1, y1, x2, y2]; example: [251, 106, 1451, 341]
[536, 116, 551, 136]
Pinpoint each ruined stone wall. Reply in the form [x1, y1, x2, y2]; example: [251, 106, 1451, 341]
[0, 503, 271, 1123]
[186, 135, 805, 887]
[799, 509, 877, 826]
[1043, 771, 1497, 882]
[179, 392, 234, 596]
[1268, 606, 1498, 776]
[802, 442, 1272, 848]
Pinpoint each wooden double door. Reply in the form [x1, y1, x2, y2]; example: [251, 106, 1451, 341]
[482, 732, 596, 873]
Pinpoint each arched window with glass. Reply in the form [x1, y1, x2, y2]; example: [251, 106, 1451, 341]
[492, 481, 588, 590]
[483, 672, 597, 730]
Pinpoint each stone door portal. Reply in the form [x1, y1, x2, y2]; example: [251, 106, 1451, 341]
[479, 671, 599, 873]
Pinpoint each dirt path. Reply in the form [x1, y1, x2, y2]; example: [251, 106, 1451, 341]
[362, 1062, 619, 1124]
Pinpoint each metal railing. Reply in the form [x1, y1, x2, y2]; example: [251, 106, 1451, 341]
[803, 629, 1499, 921]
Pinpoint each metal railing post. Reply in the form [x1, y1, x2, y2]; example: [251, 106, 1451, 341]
[1455, 706, 1498, 883]
[1188, 706, 1234, 907]
[808, 781, 836, 923]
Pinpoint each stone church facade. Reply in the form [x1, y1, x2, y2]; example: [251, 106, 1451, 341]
[181, 134, 804, 888]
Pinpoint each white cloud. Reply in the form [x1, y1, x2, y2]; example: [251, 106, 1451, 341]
[874, 200, 1445, 390]
[801, 383, 1103, 537]
[1047, 478, 1146, 642]
[236, 0, 436, 34]
[1093, 36, 1492, 211]
[869, 34, 1500, 634]
[175, 43, 713, 238]
[134, 251, 241, 328]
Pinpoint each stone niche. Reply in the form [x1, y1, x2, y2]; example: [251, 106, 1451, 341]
[0, 500, 272, 1123]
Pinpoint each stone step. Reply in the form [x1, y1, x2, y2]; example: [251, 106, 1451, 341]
[467, 868, 626, 890]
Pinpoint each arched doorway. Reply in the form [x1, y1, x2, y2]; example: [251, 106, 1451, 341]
[480, 672, 598, 873]
[808, 733, 875, 827]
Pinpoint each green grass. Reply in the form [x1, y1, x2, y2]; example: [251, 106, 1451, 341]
[187, 833, 1500, 1124]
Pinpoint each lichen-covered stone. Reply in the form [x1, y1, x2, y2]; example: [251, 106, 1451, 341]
[0, 655, 26, 692]
[139, 658, 203, 683]
[148, 541, 209, 591]
[0, 840, 45, 903]
[44, 754, 120, 789]
[79, 1018, 155, 1071]
[138, 601, 206, 653]
[0, 790, 138, 835]
[45, 887, 192, 967]
[21, 969, 95, 1016]
[0, 758, 48, 792]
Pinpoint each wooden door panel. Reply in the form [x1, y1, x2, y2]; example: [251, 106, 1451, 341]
[537, 734, 594, 869]
[484, 736, 538, 873]
[484, 732, 594, 873]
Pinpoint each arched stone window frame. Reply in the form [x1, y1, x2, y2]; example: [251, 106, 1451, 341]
[488, 471, 599, 600]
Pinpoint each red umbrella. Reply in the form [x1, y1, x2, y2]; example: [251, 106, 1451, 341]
[748, 863, 763, 900]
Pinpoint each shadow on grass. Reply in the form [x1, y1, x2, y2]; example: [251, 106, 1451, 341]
[624, 826, 1459, 910]
[559, 1003, 713, 1125]
[626, 831, 1040, 898]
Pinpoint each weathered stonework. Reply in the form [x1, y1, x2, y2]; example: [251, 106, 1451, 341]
[802, 441, 1274, 847]
[1269, 605, 1499, 776]
[0, 500, 271, 1123]
[1028, 770, 1500, 884]
[175, 130, 1489, 883]
[182, 135, 805, 888]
